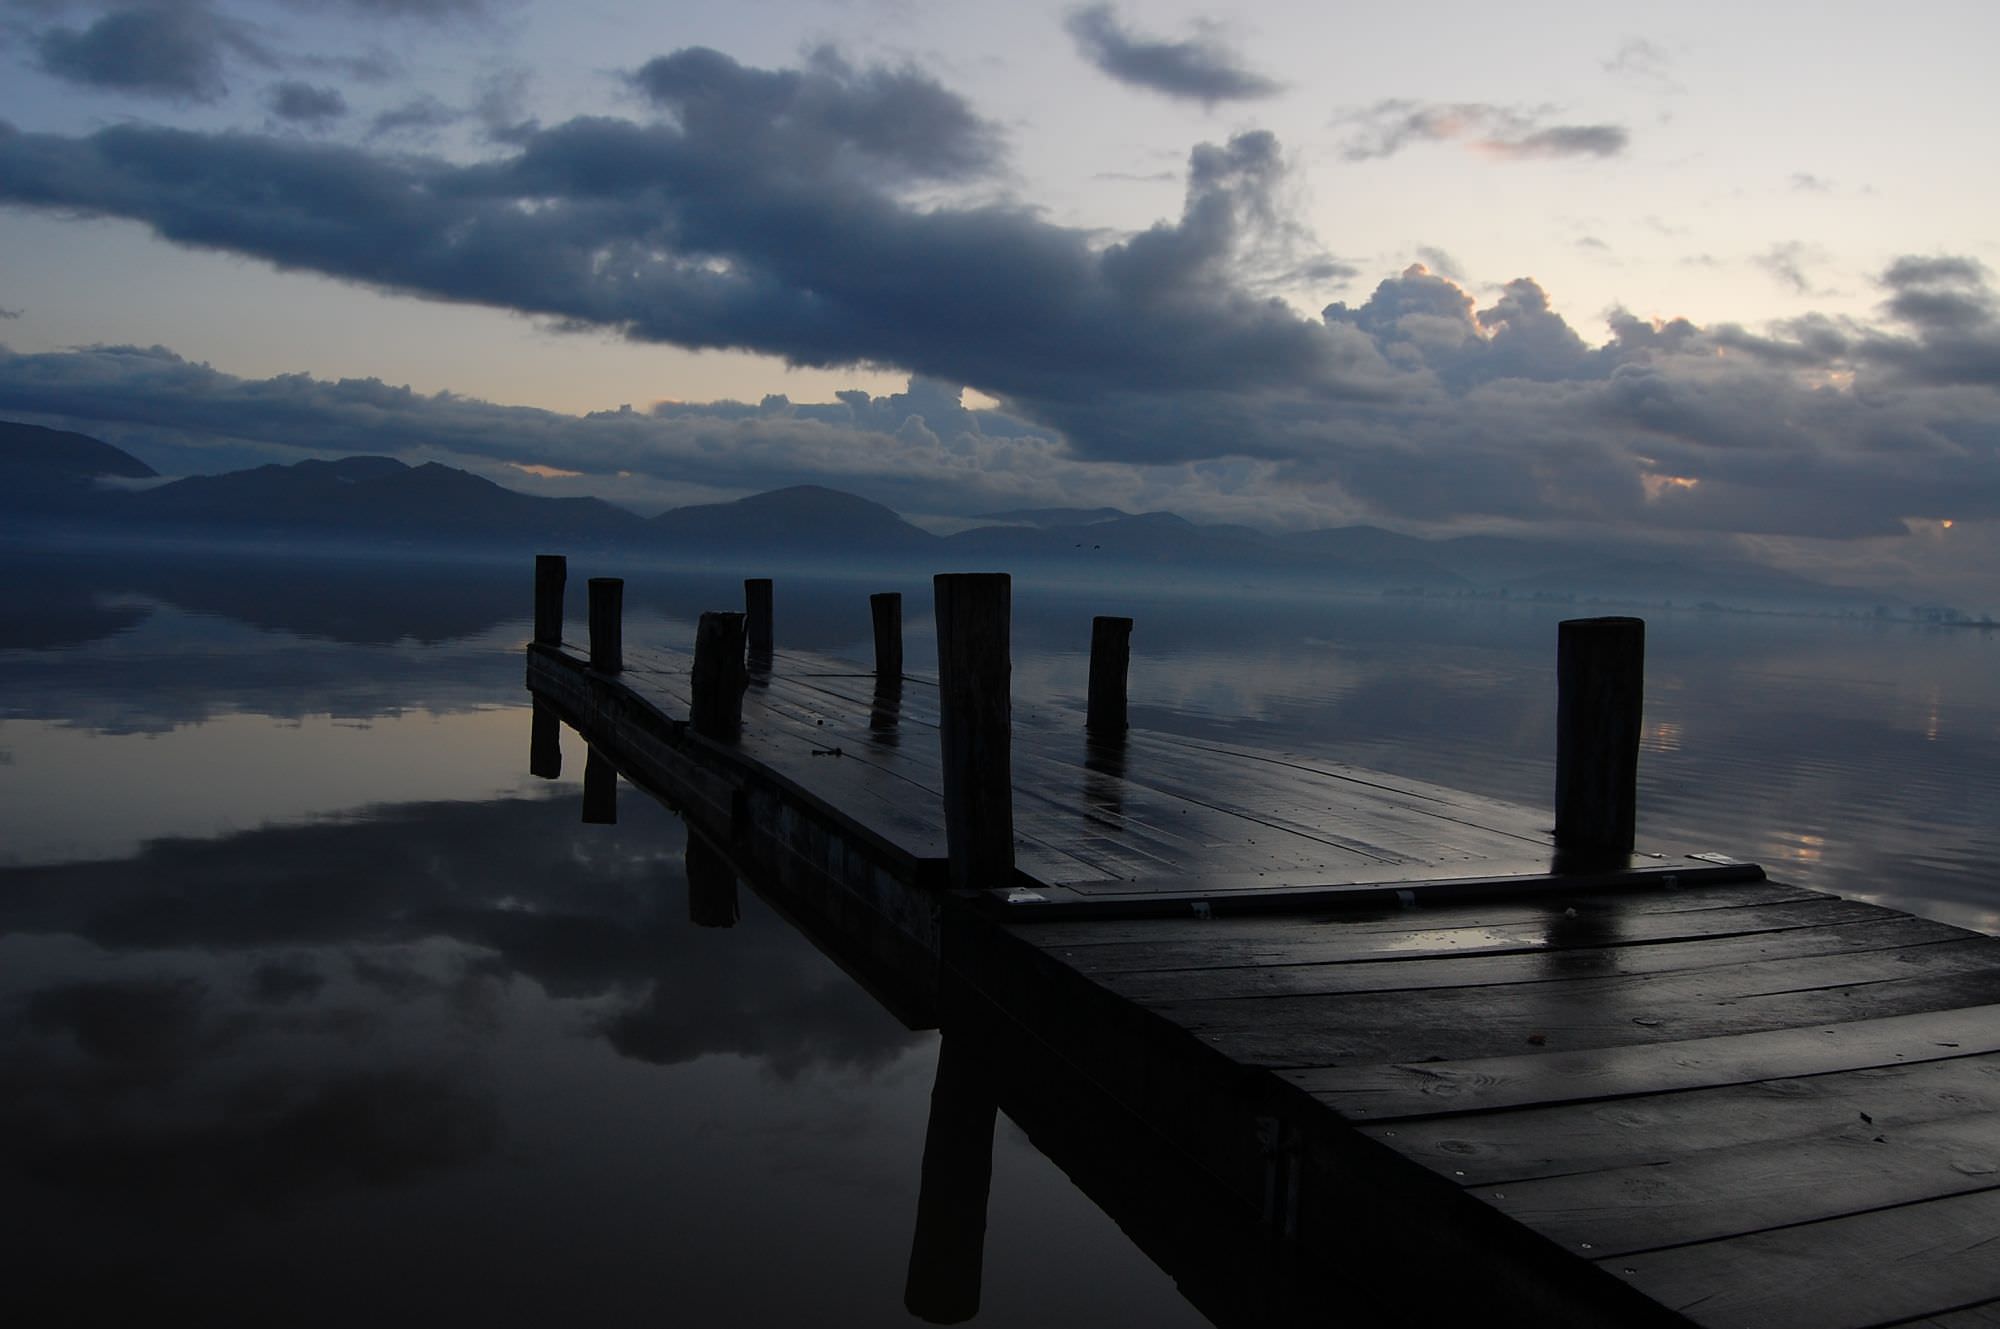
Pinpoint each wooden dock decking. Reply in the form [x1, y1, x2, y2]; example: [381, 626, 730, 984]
[526, 599, 2000, 1328]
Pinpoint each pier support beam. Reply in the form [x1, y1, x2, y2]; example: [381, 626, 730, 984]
[934, 574, 1014, 891]
[1555, 616, 1645, 859]
[745, 578, 774, 662]
[872, 592, 904, 679]
[588, 577, 623, 673]
[904, 1035, 997, 1324]
[529, 699, 562, 779]
[691, 610, 749, 742]
[534, 554, 566, 646]
[582, 746, 617, 824]
[1086, 615, 1133, 737]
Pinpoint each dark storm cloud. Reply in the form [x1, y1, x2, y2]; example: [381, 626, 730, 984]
[33, 2, 268, 101]
[1336, 100, 1627, 161]
[1063, 3, 1280, 104]
[628, 45, 1002, 183]
[265, 79, 347, 126]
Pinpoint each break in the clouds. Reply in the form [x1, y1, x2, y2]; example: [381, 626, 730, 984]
[1064, 3, 1280, 104]
[31, 2, 270, 101]
[1335, 100, 1628, 162]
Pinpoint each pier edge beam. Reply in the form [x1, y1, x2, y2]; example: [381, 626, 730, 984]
[534, 554, 567, 646]
[872, 592, 904, 679]
[1554, 615, 1645, 858]
[934, 573, 1015, 891]
[1085, 615, 1134, 736]
[691, 610, 749, 741]
[745, 578, 774, 660]
[587, 577, 624, 673]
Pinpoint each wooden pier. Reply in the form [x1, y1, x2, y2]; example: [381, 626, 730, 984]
[526, 559, 2000, 1328]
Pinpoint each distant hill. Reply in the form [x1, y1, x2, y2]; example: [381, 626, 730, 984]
[0, 419, 1877, 608]
[125, 455, 648, 547]
[0, 420, 158, 514]
[649, 485, 938, 554]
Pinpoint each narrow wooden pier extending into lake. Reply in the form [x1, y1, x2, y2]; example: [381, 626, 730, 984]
[527, 559, 2000, 1329]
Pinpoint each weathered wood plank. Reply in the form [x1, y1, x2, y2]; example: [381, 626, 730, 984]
[1487, 1103, 2000, 1256]
[1096, 916, 1974, 1004]
[1046, 896, 1891, 975]
[1287, 1004, 2000, 1120]
[1608, 1184, 2000, 1329]
[1169, 953, 2000, 1069]
[1383, 1051, 2000, 1187]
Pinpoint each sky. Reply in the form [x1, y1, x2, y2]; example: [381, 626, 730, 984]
[2, 0, 1998, 599]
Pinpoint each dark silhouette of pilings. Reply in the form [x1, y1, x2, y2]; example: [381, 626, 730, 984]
[692, 611, 748, 742]
[1555, 616, 1645, 858]
[1086, 615, 1133, 736]
[934, 574, 1014, 891]
[588, 577, 623, 673]
[534, 554, 566, 646]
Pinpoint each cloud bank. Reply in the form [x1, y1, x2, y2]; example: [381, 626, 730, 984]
[0, 45, 1996, 588]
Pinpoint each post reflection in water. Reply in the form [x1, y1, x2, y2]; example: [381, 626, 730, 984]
[685, 827, 742, 928]
[530, 699, 563, 779]
[582, 745, 618, 824]
[1082, 732, 1128, 821]
[904, 1034, 998, 1324]
[869, 676, 903, 747]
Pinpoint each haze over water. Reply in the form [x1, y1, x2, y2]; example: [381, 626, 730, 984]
[3, 548, 1995, 1323]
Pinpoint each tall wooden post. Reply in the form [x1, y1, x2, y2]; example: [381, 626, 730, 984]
[691, 610, 748, 741]
[582, 746, 617, 824]
[745, 578, 774, 660]
[871, 592, 904, 679]
[1086, 615, 1133, 736]
[529, 698, 562, 779]
[587, 577, 623, 673]
[934, 573, 1013, 890]
[1555, 616, 1645, 858]
[534, 554, 566, 646]
[904, 1035, 997, 1324]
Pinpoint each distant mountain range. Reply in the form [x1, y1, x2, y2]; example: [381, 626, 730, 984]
[0, 419, 1875, 607]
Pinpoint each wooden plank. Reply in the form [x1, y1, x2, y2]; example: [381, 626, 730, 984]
[1168, 952, 2000, 1070]
[1903, 1301, 2000, 1328]
[1488, 1110, 2000, 1257]
[1027, 878, 1830, 950]
[1097, 916, 1974, 1004]
[1045, 896, 1892, 976]
[1608, 1184, 2000, 1329]
[1384, 1051, 2000, 1186]
[1287, 1004, 2000, 1120]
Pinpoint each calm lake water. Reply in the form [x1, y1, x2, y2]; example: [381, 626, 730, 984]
[4, 545, 1997, 1324]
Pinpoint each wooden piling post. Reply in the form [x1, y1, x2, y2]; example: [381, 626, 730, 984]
[587, 577, 623, 673]
[904, 1035, 997, 1324]
[1086, 615, 1133, 736]
[1555, 616, 1645, 858]
[934, 573, 1013, 890]
[745, 578, 774, 660]
[529, 698, 562, 779]
[871, 592, 904, 679]
[691, 610, 748, 741]
[534, 554, 566, 646]
[582, 746, 617, 824]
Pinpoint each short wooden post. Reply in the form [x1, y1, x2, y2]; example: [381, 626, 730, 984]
[587, 577, 623, 672]
[904, 1035, 997, 1324]
[534, 554, 566, 646]
[745, 578, 774, 660]
[685, 830, 740, 928]
[529, 698, 562, 779]
[691, 610, 748, 741]
[934, 573, 1013, 890]
[1085, 615, 1133, 736]
[872, 592, 904, 678]
[1555, 616, 1645, 858]
[582, 746, 617, 824]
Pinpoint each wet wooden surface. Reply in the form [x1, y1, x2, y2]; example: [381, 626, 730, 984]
[531, 636, 2000, 1329]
